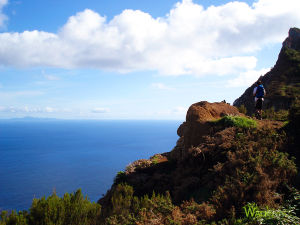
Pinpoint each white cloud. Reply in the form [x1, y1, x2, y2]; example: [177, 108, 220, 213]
[44, 106, 54, 113]
[0, 0, 299, 76]
[151, 83, 173, 90]
[91, 107, 110, 113]
[227, 68, 270, 87]
[0, 106, 57, 113]
[0, 0, 8, 28]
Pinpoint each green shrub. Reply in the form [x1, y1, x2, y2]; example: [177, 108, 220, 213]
[262, 108, 289, 121]
[0, 210, 28, 225]
[237, 105, 247, 114]
[284, 48, 300, 63]
[29, 189, 101, 225]
[105, 183, 175, 224]
[213, 116, 257, 129]
[0, 189, 101, 225]
[210, 127, 297, 218]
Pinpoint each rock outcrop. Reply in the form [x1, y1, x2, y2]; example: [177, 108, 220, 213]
[283, 27, 300, 51]
[234, 27, 300, 115]
[171, 101, 242, 161]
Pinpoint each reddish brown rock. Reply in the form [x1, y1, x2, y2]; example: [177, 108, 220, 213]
[186, 101, 241, 122]
[179, 101, 242, 152]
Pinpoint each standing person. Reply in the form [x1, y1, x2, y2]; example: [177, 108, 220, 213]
[253, 80, 266, 120]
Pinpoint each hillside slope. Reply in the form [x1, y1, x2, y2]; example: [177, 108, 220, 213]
[234, 27, 300, 115]
[98, 101, 299, 224]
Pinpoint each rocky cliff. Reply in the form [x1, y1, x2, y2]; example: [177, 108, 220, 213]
[233, 27, 300, 115]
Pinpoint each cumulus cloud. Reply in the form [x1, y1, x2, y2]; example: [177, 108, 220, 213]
[91, 107, 110, 113]
[0, 0, 299, 76]
[227, 67, 270, 87]
[151, 83, 173, 90]
[0, 0, 8, 28]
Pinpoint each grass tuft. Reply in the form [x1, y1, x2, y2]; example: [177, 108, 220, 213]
[213, 115, 257, 129]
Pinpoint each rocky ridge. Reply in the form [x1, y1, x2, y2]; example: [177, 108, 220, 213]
[234, 27, 300, 115]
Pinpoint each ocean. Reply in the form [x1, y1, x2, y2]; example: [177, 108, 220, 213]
[0, 120, 181, 211]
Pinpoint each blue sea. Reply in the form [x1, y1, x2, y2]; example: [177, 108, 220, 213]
[0, 120, 181, 211]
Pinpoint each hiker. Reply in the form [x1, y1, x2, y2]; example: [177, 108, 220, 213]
[253, 80, 266, 120]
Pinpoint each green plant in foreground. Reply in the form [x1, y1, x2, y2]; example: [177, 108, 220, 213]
[0, 189, 101, 225]
[242, 202, 300, 225]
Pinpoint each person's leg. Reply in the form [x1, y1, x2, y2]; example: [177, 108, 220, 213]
[257, 99, 263, 120]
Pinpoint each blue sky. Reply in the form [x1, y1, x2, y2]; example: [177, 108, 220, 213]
[0, 0, 299, 120]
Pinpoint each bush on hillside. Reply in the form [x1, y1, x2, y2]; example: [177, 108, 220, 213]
[209, 127, 297, 219]
[0, 189, 101, 225]
[237, 105, 247, 114]
[241, 201, 300, 225]
[262, 108, 289, 121]
[213, 116, 257, 129]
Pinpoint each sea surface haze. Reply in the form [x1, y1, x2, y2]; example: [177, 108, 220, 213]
[0, 120, 181, 211]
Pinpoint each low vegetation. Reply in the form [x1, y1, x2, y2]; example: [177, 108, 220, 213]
[0, 190, 101, 225]
[262, 108, 289, 121]
[212, 115, 257, 129]
[237, 104, 247, 114]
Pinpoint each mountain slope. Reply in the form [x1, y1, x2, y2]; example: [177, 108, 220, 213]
[98, 102, 298, 224]
[234, 27, 300, 115]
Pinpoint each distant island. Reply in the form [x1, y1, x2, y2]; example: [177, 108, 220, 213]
[2, 116, 60, 121]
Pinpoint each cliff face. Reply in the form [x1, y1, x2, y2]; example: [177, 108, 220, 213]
[233, 27, 300, 115]
[171, 101, 242, 160]
[283, 27, 300, 51]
